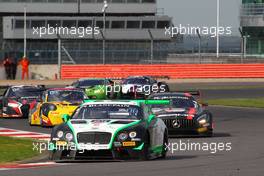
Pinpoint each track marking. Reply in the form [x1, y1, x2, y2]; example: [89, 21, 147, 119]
[0, 127, 50, 141]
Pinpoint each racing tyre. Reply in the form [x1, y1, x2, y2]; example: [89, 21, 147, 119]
[39, 109, 44, 127]
[161, 132, 168, 159]
[205, 130, 213, 137]
[28, 116, 33, 126]
[49, 151, 61, 161]
[140, 132, 150, 160]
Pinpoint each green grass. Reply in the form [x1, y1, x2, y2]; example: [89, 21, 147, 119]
[207, 98, 264, 108]
[0, 136, 41, 163]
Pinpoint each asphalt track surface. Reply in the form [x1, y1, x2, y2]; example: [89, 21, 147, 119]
[1, 86, 264, 176]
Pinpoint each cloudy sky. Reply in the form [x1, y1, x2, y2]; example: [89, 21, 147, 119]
[158, 0, 241, 35]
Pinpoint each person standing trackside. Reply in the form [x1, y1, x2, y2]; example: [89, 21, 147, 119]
[19, 56, 30, 80]
[3, 55, 12, 79]
[10, 57, 18, 80]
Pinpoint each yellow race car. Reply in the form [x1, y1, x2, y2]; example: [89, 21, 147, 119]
[28, 88, 87, 127]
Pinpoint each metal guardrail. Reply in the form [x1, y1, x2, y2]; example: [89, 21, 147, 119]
[168, 53, 243, 58]
[241, 3, 264, 16]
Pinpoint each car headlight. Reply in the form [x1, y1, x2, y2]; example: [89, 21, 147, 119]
[8, 102, 19, 108]
[65, 132, 73, 142]
[118, 132, 128, 141]
[198, 115, 208, 125]
[57, 131, 64, 138]
[129, 131, 137, 138]
[198, 119, 207, 125]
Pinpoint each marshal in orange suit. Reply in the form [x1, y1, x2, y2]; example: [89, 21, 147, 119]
[19, 56, 30, 80]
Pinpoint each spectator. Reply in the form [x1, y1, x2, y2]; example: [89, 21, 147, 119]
[19, 56, 30, 80]
[3, 55, 12, 80]
[10, 56, 18, 80]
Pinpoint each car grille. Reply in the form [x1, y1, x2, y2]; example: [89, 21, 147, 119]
[77, 132, 112, 144]
[75, 150, 113, 160]
[163, 119, 197, 129]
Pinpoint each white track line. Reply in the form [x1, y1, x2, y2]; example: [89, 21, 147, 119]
[0, 127, 50, 141]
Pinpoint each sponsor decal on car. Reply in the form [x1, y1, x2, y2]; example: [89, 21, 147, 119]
[122, 141, 136, 147]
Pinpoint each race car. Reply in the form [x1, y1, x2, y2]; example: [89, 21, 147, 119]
[29, 88, 87, 127]
[149, 92, 213, 137]
[121, 76, 170, 99]
[0, 85, 45, 118]
[49, 100, 169, 161]
[69, 78, 120, 99]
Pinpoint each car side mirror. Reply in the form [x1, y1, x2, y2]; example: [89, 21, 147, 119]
[62, 114, 71, 122]
[148, 114, 155, 123]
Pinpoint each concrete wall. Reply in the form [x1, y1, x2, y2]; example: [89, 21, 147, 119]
[0, 64, 58, 80]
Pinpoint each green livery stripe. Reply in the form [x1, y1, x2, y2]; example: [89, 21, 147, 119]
[67, 121, 80, 149]
[146, 114, 155, 127]
[48, 142, 55, 150]
[151, 145, 163, 154]
[109, 120, 142, 149]
[133, 143, 144, 151]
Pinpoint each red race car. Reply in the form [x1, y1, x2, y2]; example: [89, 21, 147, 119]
[0, 85, 45, 118]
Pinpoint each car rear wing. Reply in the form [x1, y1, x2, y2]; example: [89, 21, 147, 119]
[172, 90, 202, 100]
[134, 100, 170, 105]
[148, 76, 170, 80]
[0, 86, 9, 90]
[0, 86, 9, 96]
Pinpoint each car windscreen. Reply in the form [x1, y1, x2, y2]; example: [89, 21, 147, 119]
[79, 80, 105, 87]
[9, 87, 43, 98]
[123, 78, 148, 85]
[72, 104, 143, 120]
[151, 96, 197, 108]
[47, 90, 85, 103]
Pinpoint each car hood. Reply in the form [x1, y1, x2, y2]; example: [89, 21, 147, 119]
[69, 119, 140, 134]
[50, 101, 82, 106]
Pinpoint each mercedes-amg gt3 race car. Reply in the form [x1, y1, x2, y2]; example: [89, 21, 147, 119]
[29, 88, 87, 127]
[49, 100, 169, 161]
[149, 92, 213, 137]
[0, 85, 45, 118]
[121, 76, 170, 99]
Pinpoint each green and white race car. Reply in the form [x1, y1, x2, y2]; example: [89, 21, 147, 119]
[49, 100, 169, 161]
